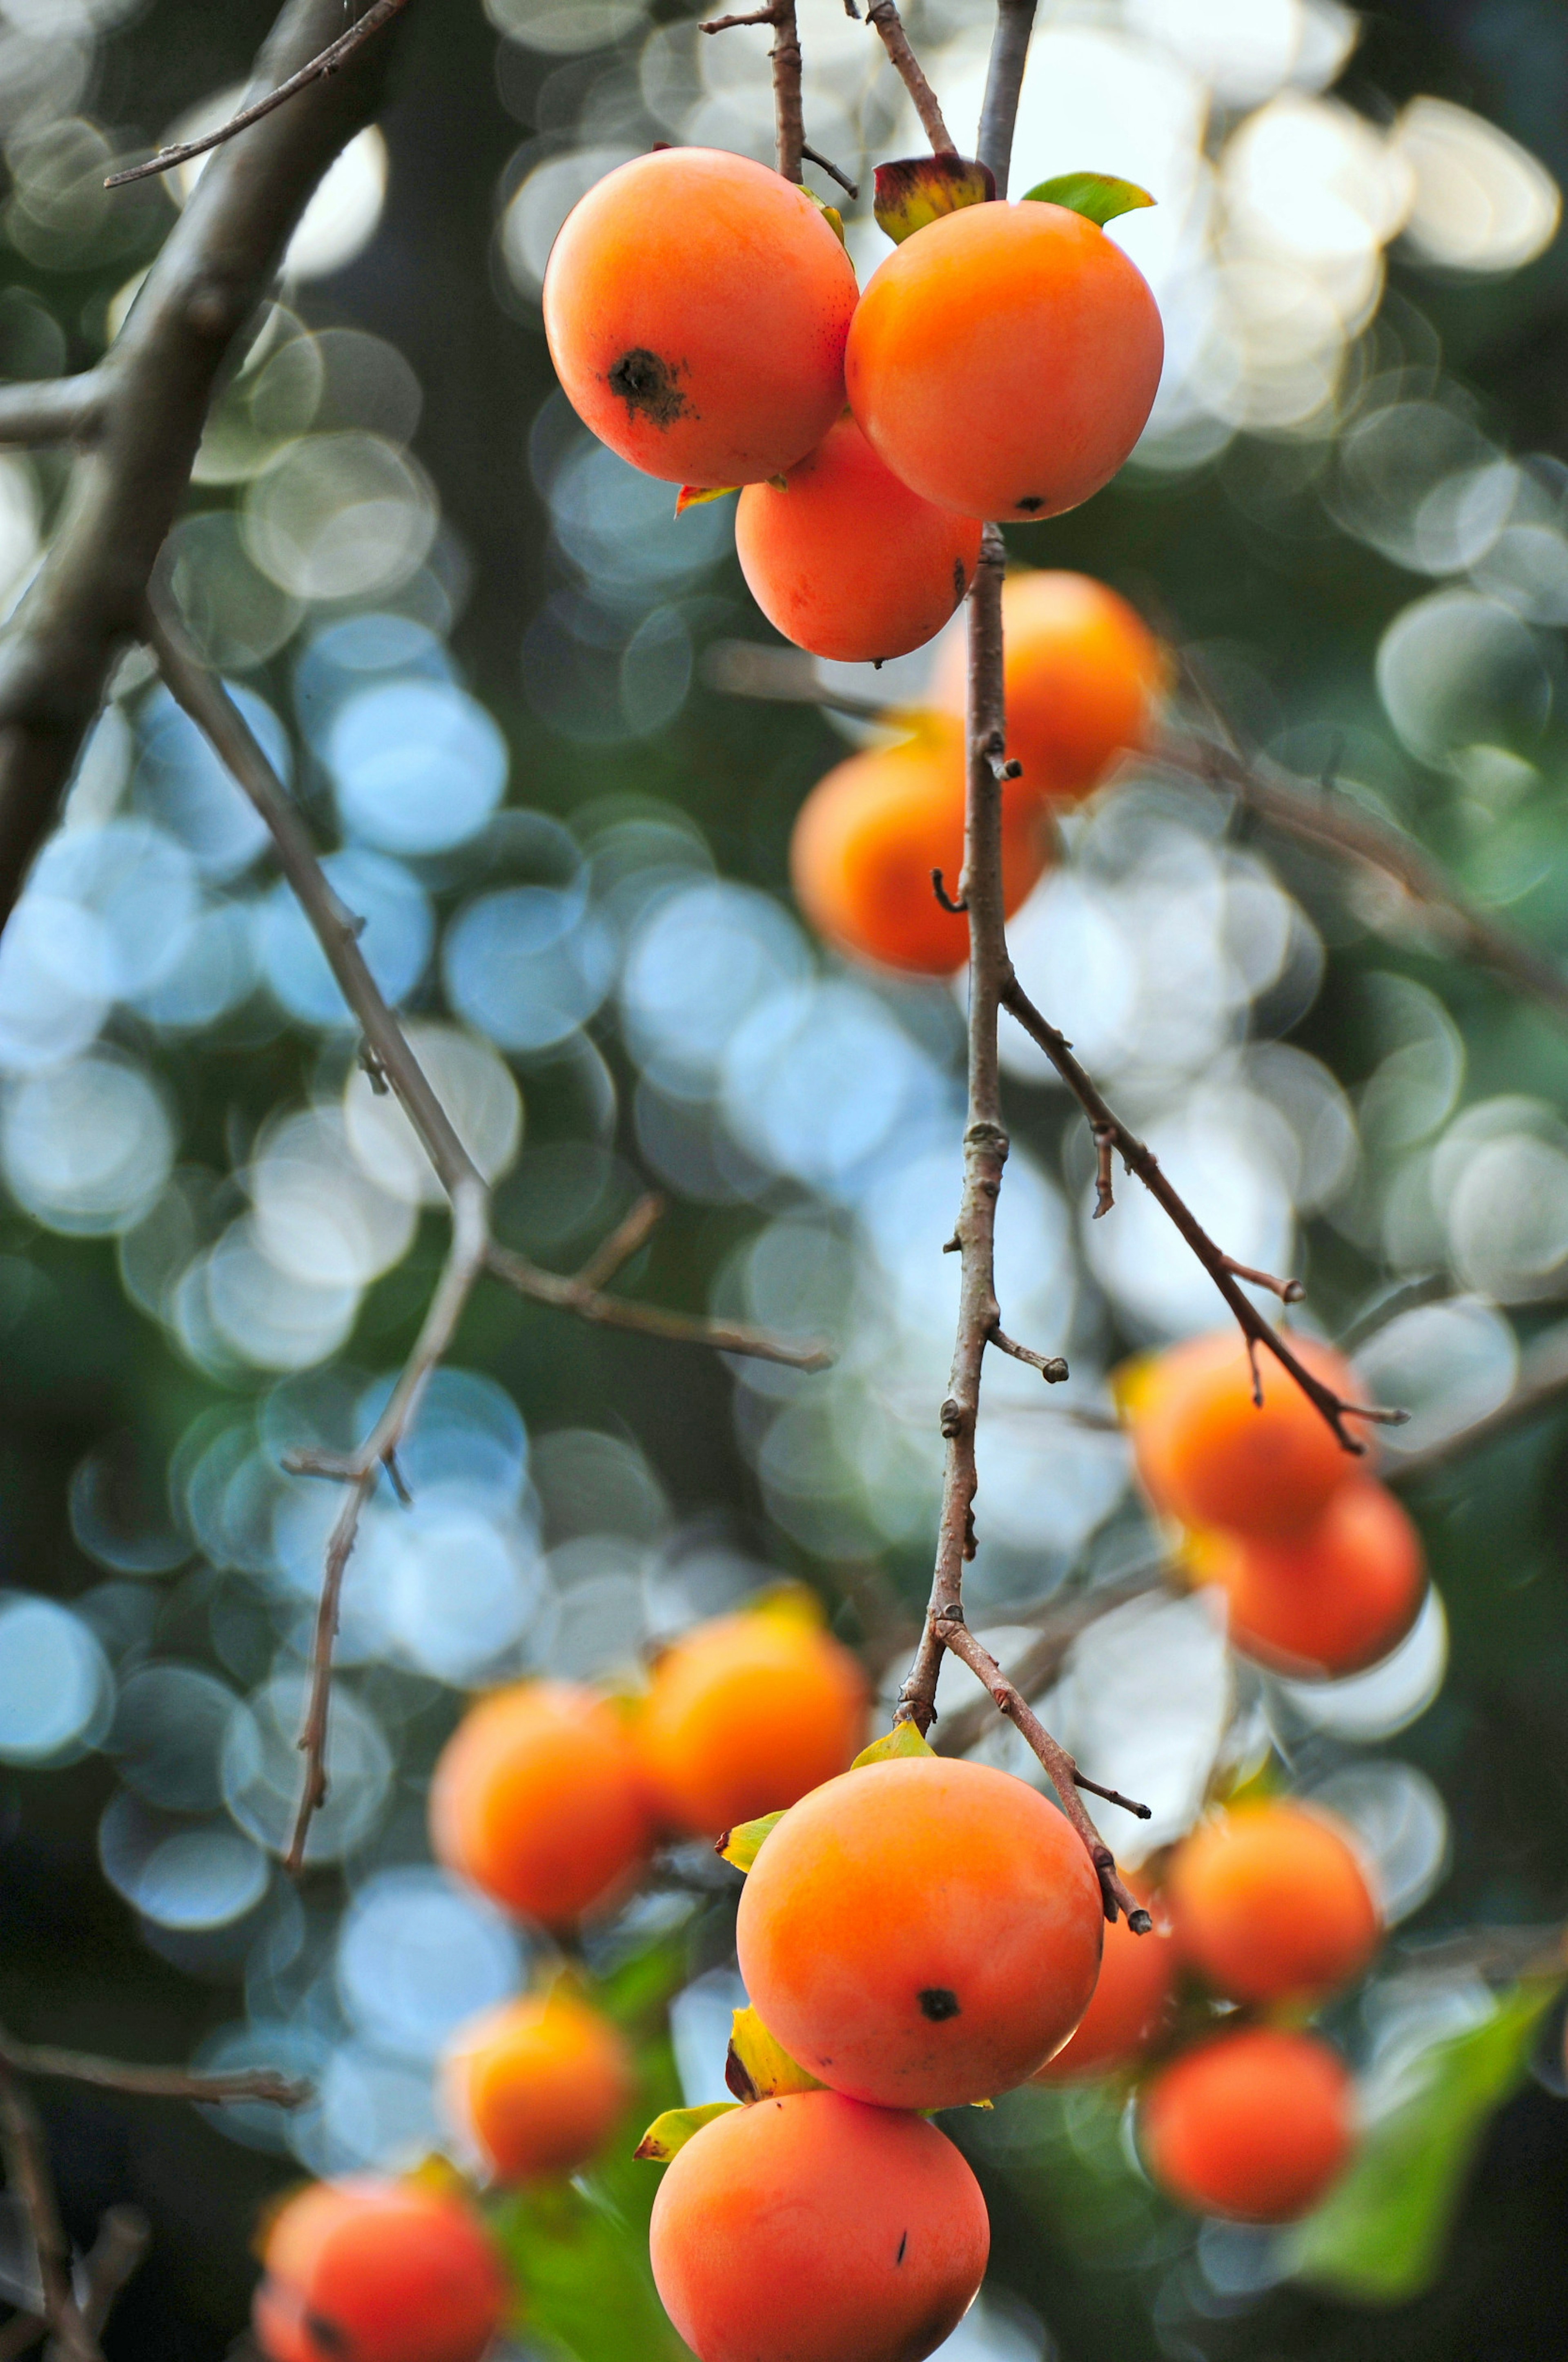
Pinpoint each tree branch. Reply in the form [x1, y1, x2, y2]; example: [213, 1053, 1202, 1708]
[866, 3, 954, 156]
[146, 595, 829, 1869]
[0, 2061, 95, 2362]
[0, 377, 107, 449]
[0, 2029, 305, 2111]
[104, 0, 416, 188]
[0, 0, 412, 932]
[930, 1567, 1170, 1760]
[976, 0, 1037, 197]
[700, 4, 804, 184]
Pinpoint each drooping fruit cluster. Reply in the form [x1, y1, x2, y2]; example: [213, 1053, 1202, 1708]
[639, 1735, 1111, 2362]
[1127, 1329, 1428, 1679]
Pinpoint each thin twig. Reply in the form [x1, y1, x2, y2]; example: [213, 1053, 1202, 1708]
[0, 2030, 304, 2111]
[866, 2, 954, 154]
[700, 3, 804, 184]
[0, 377, 107, 448]
[998, 971, 1405, 1452]
[976, 0, 1037, 198]
[74, 2210, 149, 2346]
[801, 143, 859, 199]
[0, 2061, 94, 2362]
[104, 0, 416, 187]
[573, 1192, 666, 1293]
[991, 1327, 1068, 1383]
[146, 594, 828, 1867]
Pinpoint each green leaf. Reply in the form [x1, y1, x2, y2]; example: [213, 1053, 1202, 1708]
[715, 1809, 786, 1871]
[725, 2006, 825, 2102]
[493, 2176, 688, 2362]
[873, 153, 995, 246]
[1022, 172, 1155, 227]
[802, 185, 846, 245]
[633, 2102, 738, 2163]
[1288, 1983, 1559, 2305]
[851, 1721, 935, 1769]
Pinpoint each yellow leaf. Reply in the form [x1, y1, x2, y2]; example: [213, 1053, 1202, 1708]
[851, 1721, 935, 1769]
[716, 1809, 786, 1871]
[873, 154, 995, 246]
[725, 2007, 825, 2102]
[674, 484, 739, 515]
[634, 2103, 738, 2162]
[747, 1581, 826, 1633]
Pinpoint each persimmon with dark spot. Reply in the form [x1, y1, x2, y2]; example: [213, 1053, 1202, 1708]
[253, 2179, 506, 2362]
[846, 200, 1162, 522]
[1168, 1799, 1380, 2006]
[735, 1754, 1103, 2110]
[637, 1606, 867, 1840]
[1127, 1329, 1367, 1541]
[543, 148, 859, 488]
[1031, 1876, 1174, 2081]
[933, 569, 1166, 802]
[789, 716, 1048, 975]
[736, 413, 982, 662]
[1141, 2027, 1355, 2222]
[1201, 1477, 1427, 1679]
[429, 1679, 653, 1931]
[442, 1988, 634, 2185]
[649, 2090, 989, 2362]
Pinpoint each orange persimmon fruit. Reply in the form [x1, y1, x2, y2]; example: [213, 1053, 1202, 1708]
[253, 2179, 506, 2362]
[442, 1989, 634, 2185]
[789, 716, 1047, 975]
[649, 2090, 989, 2362]
[1203, 1477, 1427, 1679]
[846, 200, 1163, 523]
[637, 1608, 868, 1840]
[1128, 1329, 1366, 1541]
[932, 569, 1167, 802]
[1031, 1877, 1174, 2082]
[1168, 1799, 1381, 2007]
[543, 148, 859, 487]
[735, 1755, 1104, 2110]
[429, 1680, 653, 1931]
[735, 412, 982, 662]
[1141, 2027, 1355, 2222]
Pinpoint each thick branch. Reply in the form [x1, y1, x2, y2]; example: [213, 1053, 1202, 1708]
[866, 3, 954, 155]
[0, 377, 107, 449]
[976, 0, 1037, 194]
[0, 0, 410, 930]
[105, 0, 415, 187]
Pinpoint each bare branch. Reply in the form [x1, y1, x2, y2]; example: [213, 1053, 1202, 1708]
[700, 3, 804, 183]
[0, 2059, 95, 2362]
[104, 0, 416, 187]
[76, 2211, 149, 2345]
[485, 1243, 832, 1369]
[0, 0, 412, 930]
[991, 1326, 1068, 1383]
[573, 1192, 667, 1293]
[801, 143, 859, 199]
[866, 2, 955, 155]
[976, 0, 1038, 197]
[0, 2030, 305, 2111]
[931, 1566, 1170, 1759]
[0, 377, 107, 449]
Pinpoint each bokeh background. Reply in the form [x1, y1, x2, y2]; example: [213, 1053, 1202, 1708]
[3, 1, 1568, 2357]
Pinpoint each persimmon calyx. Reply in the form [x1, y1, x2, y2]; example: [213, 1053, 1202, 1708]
[851, 1720, 935, 1768]
[675, 483, 739, 515]
[1022, 171, 1155, 227]
[716, 1808, 787, 1870]
[635, 2101, 738, 2161]
[873, 152, 995, 245]
[725, 2006, 825, 2102]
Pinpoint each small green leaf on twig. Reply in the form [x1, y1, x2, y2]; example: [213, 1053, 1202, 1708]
[1022, 172, 1155, 227]
[715, 1808, 786, 1871]
[674, 484, 739, 516]
[852, 1721, 936, 1768]
[874, 153, 995, 245]
[634, 2102, 738, 2162]
[725, 2006, 826, 2102]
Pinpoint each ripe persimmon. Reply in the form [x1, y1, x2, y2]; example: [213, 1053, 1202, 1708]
[543, 149, 859, 488]
[932, 570, 1166, 803]
[429, 1680, 652, 1931]
[442, 1989, 634, 2184]
[253, 2179, 506, 2362]
[1205, 1477, 1427, 1679]
[1141, 2027, 1354, 2223]
[649, 2090, 989, 2362]
[735, 1755, 1103, 2110]
[846, 201, 1162, 523]
[1031, 1877, 1174, 2082]
[1128, 1330, 1365, 1540]
[789, 716, 1047, 975]
[736, 413, 982, 663]
[637, 1608, 868, 1840]
[1168, 1799, 1380, 2006]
